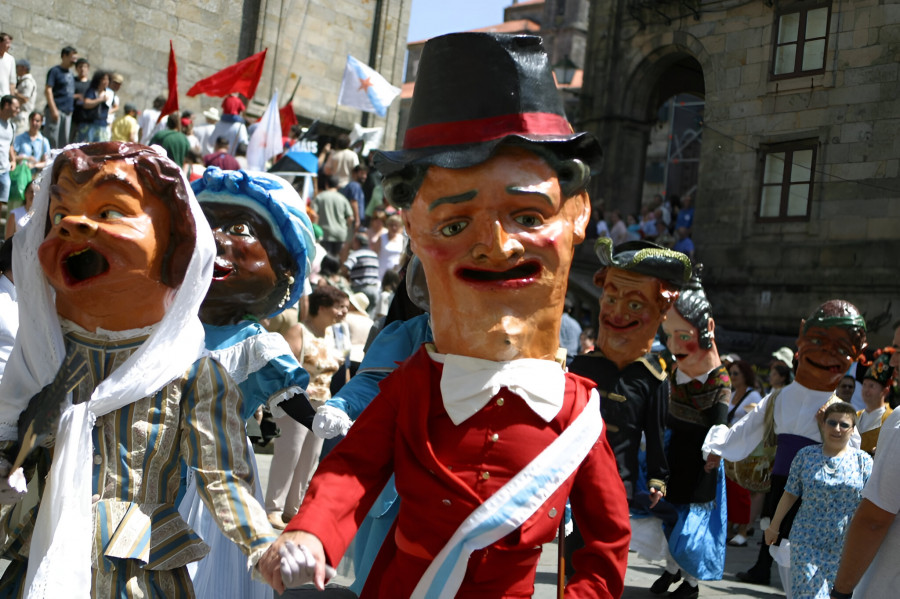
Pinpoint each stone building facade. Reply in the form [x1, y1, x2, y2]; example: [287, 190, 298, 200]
[581, 0, 900, 345]
[0, 0, 410, 143]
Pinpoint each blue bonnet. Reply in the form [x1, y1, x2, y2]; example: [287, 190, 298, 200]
[192, 167, 316, 316]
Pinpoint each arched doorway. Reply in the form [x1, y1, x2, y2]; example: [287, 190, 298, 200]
[641, 55, 705, 215]
[588, 48, 706, 222]
[570, 46, 707, 322]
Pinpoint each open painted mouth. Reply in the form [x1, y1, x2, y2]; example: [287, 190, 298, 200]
[602, 319, 640, 332]
[458, 262, 541, 284]
[63, 247, 109, 284]
[212, 257, 234, 281]
[673, 353, 688, 360]
[805, 357, 845, 374]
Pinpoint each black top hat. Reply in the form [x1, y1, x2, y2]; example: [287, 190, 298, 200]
[375, 32, 601, 175]
[595, 238, 692, 289]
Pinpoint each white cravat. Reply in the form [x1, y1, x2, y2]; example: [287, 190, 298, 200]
[430, 350, 566, 425]
[675, 367, 712, 385]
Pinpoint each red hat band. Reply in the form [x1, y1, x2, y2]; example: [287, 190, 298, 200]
[403, 112, 575, 150]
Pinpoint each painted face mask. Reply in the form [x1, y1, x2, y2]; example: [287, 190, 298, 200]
[596, 269, 667, 367]
[793, 300, 866, 392]
[200, 202, 290, 325]
[403, 146, 590, 361]
[39, 160, 174, 331]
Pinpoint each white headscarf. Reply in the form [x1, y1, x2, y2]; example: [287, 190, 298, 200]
[0, 143, 215, 598]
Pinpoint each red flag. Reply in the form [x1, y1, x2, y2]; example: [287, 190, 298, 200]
[187, 49, 267, 99]
[157, 41, 178, 124]
[279, 101, 298, 138]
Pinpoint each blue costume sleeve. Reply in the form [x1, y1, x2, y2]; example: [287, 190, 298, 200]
[327, 313, 432, 419]
[203, 321, 311, 421]
[237, 354, 310, 420]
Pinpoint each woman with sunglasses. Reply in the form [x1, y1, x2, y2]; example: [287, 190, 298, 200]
[764, 402, 872, 598]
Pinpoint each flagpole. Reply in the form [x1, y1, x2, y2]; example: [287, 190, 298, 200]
[330, 104, 340, 131]
[268, 0, 291, 99]
[280, 0, 312, 96]
[287, 75, 302, 104]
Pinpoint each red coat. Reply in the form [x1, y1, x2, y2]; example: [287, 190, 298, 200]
[286, 347, 630, 598]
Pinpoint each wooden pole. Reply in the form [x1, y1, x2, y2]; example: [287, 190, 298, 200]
[557, 520, 566, 599]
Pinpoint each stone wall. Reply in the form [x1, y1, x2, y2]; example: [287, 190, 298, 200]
[582, 0, 900, 344]
[254, 0, 410, 138]
[1, 0, 410, 146]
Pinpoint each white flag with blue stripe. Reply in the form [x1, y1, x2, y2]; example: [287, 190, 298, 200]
[337, 55, 401, 118]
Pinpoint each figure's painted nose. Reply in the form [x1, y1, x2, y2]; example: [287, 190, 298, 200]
[58, 215, 99, 239]
[472, 219, 524, 262]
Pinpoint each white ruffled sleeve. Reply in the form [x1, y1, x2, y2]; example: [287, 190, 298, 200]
[702, 395, 769, 460]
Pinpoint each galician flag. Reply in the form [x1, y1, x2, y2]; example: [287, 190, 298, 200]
[338, 55, 401, 118]
[247, 90, 283, 171]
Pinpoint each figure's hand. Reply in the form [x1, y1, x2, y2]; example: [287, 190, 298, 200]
[704, 454, 721, 473]
[648, 486, 664, 509]
[764, 525, 779, 546]
[0, 457, 27, 504]
[312, 405, 352, 439]
[279, 541, 336, 590]
[815, 402, 828, 428]
[258, 531, 329, 593]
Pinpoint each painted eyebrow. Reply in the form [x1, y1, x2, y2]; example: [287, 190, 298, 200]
[428, 190, 477, 211]
[50, 173, 141, 200]
[93, 172, 142, 195]
[507, 186, 554, 207]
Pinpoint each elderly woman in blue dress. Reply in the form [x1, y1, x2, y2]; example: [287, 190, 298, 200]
[765, 401, 872, 599]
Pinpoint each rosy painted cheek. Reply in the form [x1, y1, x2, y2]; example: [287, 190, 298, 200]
[416, 238, 464, 263]
[634, 309, 655, 324]
[519, 220, 567, 250]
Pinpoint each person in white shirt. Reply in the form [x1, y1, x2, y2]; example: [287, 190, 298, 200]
[11, 59, 35, 132]
[138, 95, 166, 145]
[105, 72, 123, 126]
[0, 34, 15, 97]
[0, 238, 17, 379]
[194, 107, 220, 155]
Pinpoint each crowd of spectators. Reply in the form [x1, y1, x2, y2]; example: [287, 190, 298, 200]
[595, 192, 697, 260]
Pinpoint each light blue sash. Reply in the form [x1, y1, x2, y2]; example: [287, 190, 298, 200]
[411, 390, 603, 599]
